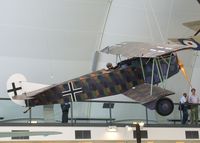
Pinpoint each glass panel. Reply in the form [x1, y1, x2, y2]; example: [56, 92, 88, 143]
[0, 100, 43, 123]
[0, 99, 198, 126]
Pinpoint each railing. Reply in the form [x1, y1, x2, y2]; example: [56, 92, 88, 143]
[0, 99, 197, 126]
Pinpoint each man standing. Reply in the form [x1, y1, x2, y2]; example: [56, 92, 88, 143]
[179, 93, 188, 124]
[61, 102, 70, 123]
[188, 88, 199, 125]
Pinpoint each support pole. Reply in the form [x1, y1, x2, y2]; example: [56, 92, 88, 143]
[29, 108, 32, 123]
[70, 101, 73, 125]
[140, 57, 146, 81]
[136, 123, 141, 143]
[165, 54, 173, 81]
[150, 59, 155, 95]
[109, 103, 112, 123]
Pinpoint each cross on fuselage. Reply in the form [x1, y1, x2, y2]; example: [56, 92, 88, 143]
[7, 82, 22, 96]
[62, 81, 82, 102]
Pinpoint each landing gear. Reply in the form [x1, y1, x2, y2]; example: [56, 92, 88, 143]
[156, 98, 174, 116]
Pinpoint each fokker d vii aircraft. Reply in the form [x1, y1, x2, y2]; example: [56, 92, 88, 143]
[7, 42, 198, 116]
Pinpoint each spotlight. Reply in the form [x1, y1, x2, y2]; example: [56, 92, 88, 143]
[107, 126, 117, 132]
[133, 121, 144, 128]
[27, 120, 38, 124]
[125, 125, 133, 131]
[138, 122, 144, 128]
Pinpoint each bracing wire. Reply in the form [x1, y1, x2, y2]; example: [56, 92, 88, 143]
[189, 50, 199, 88]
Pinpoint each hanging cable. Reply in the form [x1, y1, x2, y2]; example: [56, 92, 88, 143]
[91, 0, 113, 71]
[165, 0, 174, 41]
[189, 50, 199, 88]
[98, 0, 113, 50]
[144, 0, 154, 42]
[148, 0, 165, 43]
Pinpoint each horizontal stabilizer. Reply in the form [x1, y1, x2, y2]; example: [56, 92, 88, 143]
[12, 85, 55, 100]
[12, 94, 33, 100]
[7, 73, 51, 106]
[22, 81, 49, 93]
[183, 20, 200, 31]
[169, 35, 200, 50]
[123, 83, 174, 104]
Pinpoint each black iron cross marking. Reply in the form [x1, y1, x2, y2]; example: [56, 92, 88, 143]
[62, 81, 82, 102]
[7, 82, 22, 96]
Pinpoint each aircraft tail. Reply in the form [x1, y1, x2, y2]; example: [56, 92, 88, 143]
[177, 36, 200, 50]
[169, 35, 200, 50]
[7, 73, 27, 106]
[6, 73, 49, 106]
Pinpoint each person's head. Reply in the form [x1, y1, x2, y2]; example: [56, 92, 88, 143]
[191, 88, 196, 94]
[63, 98, 69, 103]
[183, 93, 187, 97]
[106, 62, 113, 69]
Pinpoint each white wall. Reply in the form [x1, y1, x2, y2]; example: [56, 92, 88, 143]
[0, 0, 110, 97]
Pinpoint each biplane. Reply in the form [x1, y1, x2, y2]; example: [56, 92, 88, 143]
[7, 40, 198, 116]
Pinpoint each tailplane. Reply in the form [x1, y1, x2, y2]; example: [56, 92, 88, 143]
[169, 35, 200, 50]
[7, 73, 49, 106]
[177, 36, 200, 50]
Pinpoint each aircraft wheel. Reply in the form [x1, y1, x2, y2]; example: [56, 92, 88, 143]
[155, 98, 174, 116]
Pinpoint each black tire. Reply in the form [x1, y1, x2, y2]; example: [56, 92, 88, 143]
[156, 98, 174, 116]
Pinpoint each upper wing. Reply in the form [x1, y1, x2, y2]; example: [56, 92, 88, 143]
[183, 20, 200, 31]
[101, 42, 188, 58]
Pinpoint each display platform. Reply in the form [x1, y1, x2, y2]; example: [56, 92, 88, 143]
[0, 123, 199, 142]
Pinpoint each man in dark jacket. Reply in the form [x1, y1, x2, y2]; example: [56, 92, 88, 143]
[61, 101, 70, 123]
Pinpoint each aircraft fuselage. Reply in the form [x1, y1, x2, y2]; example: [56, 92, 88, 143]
[26, 53, 179, 107]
